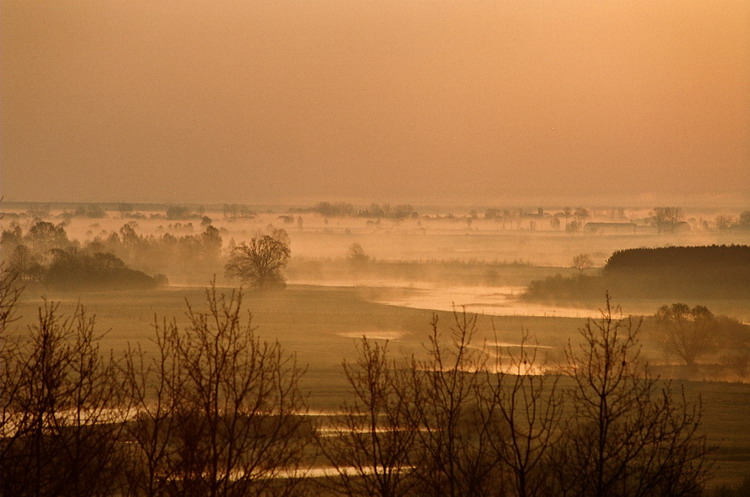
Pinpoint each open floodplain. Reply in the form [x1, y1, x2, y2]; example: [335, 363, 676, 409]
[4, 203, 750, 492]
[13, 282, 750, 488]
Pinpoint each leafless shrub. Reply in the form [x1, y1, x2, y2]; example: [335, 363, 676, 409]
[655, 303, 718, 368]
[122, 317, 184, 497]
[479, 330, 562, 497]
[403, 312, 499, 497]
[317, 338, 416, 497]
[550, 294, 710, 497]
[0, 264, 25, 475]
[1, 301, 127, 497]
[123, 284, 310, 497]
[571, 253, 594, 273]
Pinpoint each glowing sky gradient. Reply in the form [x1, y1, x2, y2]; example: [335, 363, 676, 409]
[2, 0, 749, 204]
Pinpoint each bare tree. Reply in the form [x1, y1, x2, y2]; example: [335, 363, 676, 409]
[347, 243, 370, 267]
[322, 314, 567, 497]
[0, 264, 22, 331]
[551, 295, 709, 497]
[403, 312, 499, 497]
[318, 338, 416, 497]
[480, 332, 562, 497]
[573, 207, 590, 225]
[123, 285, 310, 497]
[649, 207, 684, 234]
[571, 253, 594, 273]
[225, 235, 291, 290]
[2, 301, 127, 497]
[714, 215, 734, 232]
[0, 264, 25, 475]
[122, 317, 185, 497]
[655, 303, 718, 368]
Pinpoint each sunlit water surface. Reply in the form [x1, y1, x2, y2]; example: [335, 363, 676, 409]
[292, 280, 600, 319]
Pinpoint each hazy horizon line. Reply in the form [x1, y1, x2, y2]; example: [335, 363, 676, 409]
[2, 191, 748, 212]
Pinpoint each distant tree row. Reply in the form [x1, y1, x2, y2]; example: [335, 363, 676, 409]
[650, 207, 750, 234]
[0, 220, 222, 288]
[0, 222, 163, 290]
[0, 219, 302, 290]
[603, 245, 750, 285]
[303, 202, 419, 219]
[526, 245, 750, 301]
[481, 207, 593, 232]
[63, 204, 108, 219]
[4, 204, 227, 222]
[99, 222, 223, 277]
[713, 211, 750, 231]
[222, 203, 256, 219]
[478, 206, 749, 233]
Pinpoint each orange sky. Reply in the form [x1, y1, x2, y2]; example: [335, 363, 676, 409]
[1, 0, 749, 204]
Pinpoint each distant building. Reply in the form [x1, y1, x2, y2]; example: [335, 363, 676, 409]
[521, 208, 546, 219]
[664, 221, 691, 233]
[584, 222, 637, 234]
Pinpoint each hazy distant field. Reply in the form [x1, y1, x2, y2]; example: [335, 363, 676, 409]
[7, 205, 750, 271]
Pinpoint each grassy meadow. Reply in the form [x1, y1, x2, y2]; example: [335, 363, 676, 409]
[14, 284, 584, 397]
[12, 283, 750, 487]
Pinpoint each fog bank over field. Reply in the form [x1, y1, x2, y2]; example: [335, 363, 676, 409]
[4, 203, 750, 265]
[3, 202, 750, 320]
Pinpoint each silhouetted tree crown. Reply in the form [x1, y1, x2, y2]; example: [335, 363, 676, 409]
[224, 233, 291, 290]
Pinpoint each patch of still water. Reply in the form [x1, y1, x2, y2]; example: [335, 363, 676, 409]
[371, 284, 599, 319]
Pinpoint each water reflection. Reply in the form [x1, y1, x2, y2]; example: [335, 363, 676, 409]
[337, 331, 404, 340]
[372, 284, 599, 318]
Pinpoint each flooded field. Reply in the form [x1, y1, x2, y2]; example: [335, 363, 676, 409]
[369, 284, 599, 318]
[4, 204, 750, 491]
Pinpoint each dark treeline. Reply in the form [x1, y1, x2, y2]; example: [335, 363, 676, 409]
[604, 245, 750, 278]
[0, 221, 163, 290]
[525, 245, 750, 301]
[44, 250, 163, 290]
[0, 265, 715, 497]
[1, 220, 222, 287]
[295, 202, 419, 219]
[604, 245, 750, 299]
